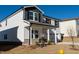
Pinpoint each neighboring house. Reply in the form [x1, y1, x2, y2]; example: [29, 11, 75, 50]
[0, 6, 59, 45]
[59, 18, 79, 37]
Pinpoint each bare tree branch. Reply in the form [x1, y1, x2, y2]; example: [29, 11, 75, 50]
[67, 26, 75, 48]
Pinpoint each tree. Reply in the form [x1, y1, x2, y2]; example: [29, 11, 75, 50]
[67, 26, 75, 48]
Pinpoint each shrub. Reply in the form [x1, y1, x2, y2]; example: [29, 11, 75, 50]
[29, 45, 38, 49]
[48, 40, 52, 45]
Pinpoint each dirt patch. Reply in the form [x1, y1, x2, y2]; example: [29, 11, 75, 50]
[1, 44, 79, 54]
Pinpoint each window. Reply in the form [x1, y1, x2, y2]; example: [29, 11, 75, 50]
[45, 18, 51, 24]
[29, 11, 33, 20]
[39, 13, 41, 22]
[42, 18, 46, 23]
[32, 30, 33, 38]
[55, 20, 59, 26]
[35, 30, 38, 38]
[4, 34, 7, 40]
[34, 12, 39, 21]
[6, 20, 7, 26]
[32, 30, 38, 39]
[27, 11, 39, 21]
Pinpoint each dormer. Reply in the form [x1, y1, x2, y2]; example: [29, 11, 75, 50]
[23, 6, 44, 22]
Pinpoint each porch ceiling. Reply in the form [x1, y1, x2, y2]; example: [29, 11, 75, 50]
[30, 21, 56, 28]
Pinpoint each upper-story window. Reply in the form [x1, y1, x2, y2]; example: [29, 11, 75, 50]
[29, 11, 33, 20]
[55, 20, 59, 26]
[51, 20, 55, 25]
[46, 18, 51, 24]
[42, 18, 46, 23]
[42, 17, 51, 24]
[28, 11, 39, 21]
[35, 12, 39, 21]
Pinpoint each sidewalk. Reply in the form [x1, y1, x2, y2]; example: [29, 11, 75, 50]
[58, 42, 79, 45]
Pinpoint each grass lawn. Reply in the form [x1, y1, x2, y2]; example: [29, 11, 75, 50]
[63, 37, 79, 42]
[0, 44, 79, 54]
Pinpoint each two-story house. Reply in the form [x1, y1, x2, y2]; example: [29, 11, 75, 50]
[0, 6, 59, 45]
[59, 18, 79, 37]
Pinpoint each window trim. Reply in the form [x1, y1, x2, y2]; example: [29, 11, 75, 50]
[28, 11, 33, 20]
[29, 11, 39, 21]
[34, 12, 39, 21]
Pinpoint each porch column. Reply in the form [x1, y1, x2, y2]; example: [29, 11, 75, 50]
[29, 27, 32, 45]
[54, 30, 57, 44]
[47, 29, 50, 41]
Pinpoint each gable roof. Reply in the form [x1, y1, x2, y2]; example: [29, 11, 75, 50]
[0, 5, 44, 22]
[24, 5, 44, 14]
[61, 17, 79, 22]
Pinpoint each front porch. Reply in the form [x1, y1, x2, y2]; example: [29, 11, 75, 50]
[29, 22, 57, 45]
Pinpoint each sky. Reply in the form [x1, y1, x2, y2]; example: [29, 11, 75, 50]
[1, 5, 79, 21]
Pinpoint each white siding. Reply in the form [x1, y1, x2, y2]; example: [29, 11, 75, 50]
[0, 10, 30, 42]
[59, 20, 77, 37]
[24, 27, 29, 39]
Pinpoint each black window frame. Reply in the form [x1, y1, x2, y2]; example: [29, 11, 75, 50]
[32, 30, 38, 39]
[25, 10, 41, 22]
[28, 11, 33, 20]
[4, 34, 7, 40]
[35, 30, 38, 38]
[34, 12, 39, 21]
[55, 20, 59, 26]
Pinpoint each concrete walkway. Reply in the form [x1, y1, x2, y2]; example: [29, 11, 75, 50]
[58, 42, 79, 45]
